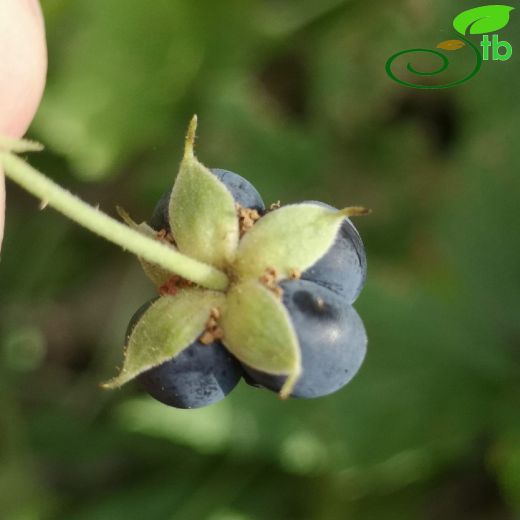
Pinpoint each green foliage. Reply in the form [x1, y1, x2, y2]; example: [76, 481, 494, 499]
[33, 0, 203, 179]
[1, 0, 519, 518]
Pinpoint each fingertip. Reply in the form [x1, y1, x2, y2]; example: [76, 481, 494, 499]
[0, 0, 48, 138]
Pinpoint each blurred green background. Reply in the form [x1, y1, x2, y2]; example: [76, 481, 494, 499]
[1, 1, 519, 518]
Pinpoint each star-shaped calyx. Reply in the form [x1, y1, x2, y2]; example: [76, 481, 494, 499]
[103, 116, 368, 398]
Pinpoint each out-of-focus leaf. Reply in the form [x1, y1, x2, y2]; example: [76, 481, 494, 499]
[491, 435, 520, 512]
[34, 0, 203, 179]
[116, 397, 233, 454]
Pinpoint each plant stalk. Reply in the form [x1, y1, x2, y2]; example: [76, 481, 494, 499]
[0, 152, 230, 291]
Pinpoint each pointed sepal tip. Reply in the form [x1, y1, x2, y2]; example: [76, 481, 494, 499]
[184, 115, 198, 159]
[338, 206, 372, 218]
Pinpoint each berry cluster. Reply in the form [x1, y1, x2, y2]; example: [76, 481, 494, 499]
[105, 118, 368, 409]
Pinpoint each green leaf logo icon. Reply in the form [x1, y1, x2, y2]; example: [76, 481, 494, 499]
[453, 5, 514, 35]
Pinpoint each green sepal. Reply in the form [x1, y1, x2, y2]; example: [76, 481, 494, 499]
[138, 251, 174, 287]
[234, 204, 365, 282]
[103, 289, 225, 388]
[117, 206, 173, 287]
[169, 117, 239, 269]
[220, 280, 301, 398]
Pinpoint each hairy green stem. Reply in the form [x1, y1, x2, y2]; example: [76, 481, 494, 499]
[0, 152, 229, 291]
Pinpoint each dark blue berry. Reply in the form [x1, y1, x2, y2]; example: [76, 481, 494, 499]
[301, 201, 367, 304]
[242, 280, 367, 398]
[149, 169, 265, 232]
[126, 301, 243, 409]
[211, 168, 265, 213]
[148, 190, 171, 232]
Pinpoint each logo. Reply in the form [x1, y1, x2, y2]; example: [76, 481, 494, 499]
[386, 5, 514, 89]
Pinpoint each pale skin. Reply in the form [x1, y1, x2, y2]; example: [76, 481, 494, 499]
[0, 0, 47, 249]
